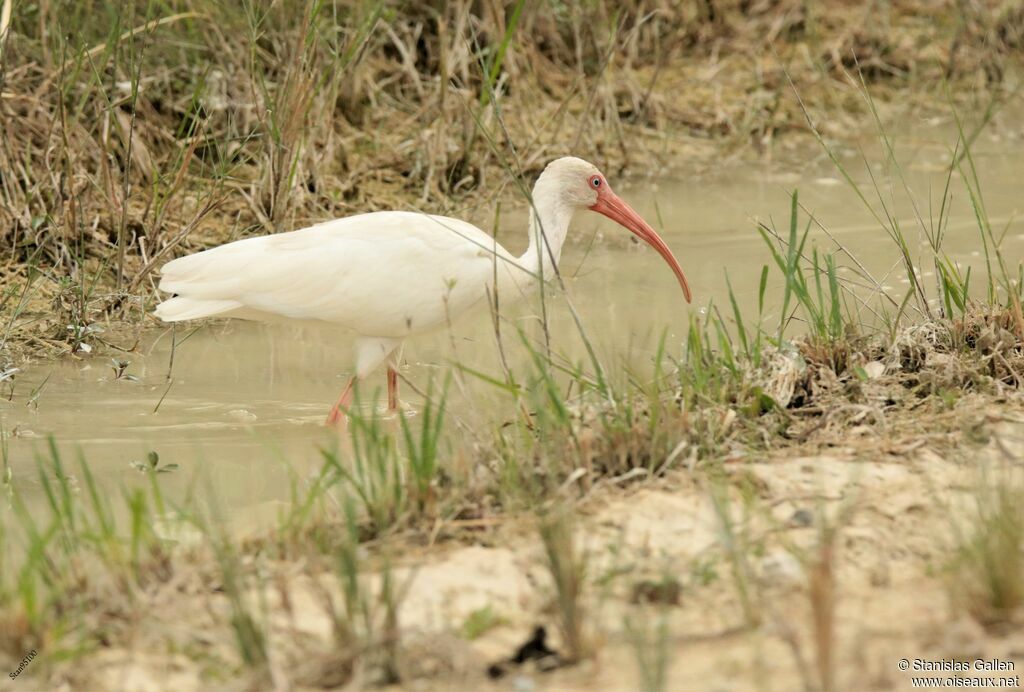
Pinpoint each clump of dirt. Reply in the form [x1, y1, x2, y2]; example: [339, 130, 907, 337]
[543, 308, 1024, 490]
[753, 309, 1024, 443]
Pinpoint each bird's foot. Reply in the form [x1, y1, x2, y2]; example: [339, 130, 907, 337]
[326, 376, 357, 429]
[325, 405, 348, 428]
[384, 399, 417, 418]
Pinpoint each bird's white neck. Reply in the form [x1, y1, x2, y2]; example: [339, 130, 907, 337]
[515, 182, 576, 286]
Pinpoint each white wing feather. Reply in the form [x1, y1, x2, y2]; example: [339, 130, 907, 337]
[155, 211, 521, 338]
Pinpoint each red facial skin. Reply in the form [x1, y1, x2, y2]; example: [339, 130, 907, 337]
[588, 176, 692, 304]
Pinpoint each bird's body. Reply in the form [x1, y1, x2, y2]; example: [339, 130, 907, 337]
[155, 157, 691, 424]
[159, 212, 522, 337]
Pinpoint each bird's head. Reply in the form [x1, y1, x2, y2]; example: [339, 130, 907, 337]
[540, 156, 692, 303]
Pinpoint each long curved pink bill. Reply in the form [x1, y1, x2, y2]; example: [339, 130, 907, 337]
[590, 191, 692, 303]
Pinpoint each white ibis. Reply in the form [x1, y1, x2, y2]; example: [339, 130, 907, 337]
[155, 157, 692, 424]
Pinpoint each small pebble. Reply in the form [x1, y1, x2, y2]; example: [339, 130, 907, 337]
[789, 508, 814, 527]
[759, 550, 804, 588]
[228, 409, 257, 422]
[863, 361, 886, 379]
[512, 676, 536, 692]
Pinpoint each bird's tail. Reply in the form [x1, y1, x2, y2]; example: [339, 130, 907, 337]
[153, 297, 241, 322]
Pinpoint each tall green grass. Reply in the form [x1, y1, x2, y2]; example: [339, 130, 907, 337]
[318, 375, 449, 538]
[0, 439, 170, 662]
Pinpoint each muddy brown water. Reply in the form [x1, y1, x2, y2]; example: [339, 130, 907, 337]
[2, 117, 1023, 531]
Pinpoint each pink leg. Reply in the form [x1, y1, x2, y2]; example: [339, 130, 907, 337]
[326, 376, 357, 427]
[387, 366, 399, 412]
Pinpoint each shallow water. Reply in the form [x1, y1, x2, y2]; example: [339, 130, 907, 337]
[3, 114, 1023, 528]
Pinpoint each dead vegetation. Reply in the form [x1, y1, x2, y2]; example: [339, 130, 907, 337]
[536, 306, 1024, 499]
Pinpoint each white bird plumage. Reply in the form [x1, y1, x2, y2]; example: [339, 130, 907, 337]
[155, 156, 691, 424]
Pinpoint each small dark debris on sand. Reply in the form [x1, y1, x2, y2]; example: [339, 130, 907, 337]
[486, 626, 565, 679]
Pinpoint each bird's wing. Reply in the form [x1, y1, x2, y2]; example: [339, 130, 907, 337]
[157, 211, 515, 336]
